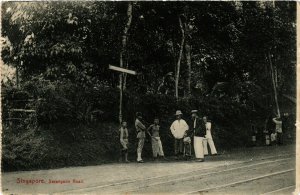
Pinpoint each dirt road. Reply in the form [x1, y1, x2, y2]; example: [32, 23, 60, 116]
[2, 145, 296, 194]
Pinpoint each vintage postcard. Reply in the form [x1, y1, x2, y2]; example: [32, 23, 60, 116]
[1, 1, 299, 194]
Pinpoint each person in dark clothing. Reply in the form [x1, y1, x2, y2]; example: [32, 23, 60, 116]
[190, 110, 206, 162]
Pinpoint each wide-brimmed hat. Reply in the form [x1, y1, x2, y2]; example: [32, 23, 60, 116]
[175, 110, 183, 115]
[191, 110, 198, 114]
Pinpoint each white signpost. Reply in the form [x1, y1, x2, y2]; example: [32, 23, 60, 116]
[109, 65, 137, 123]
[109, 65, 137, 75]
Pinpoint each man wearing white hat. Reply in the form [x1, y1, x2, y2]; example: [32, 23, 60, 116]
[191, 110, 206, 162]
[170, 110, 189, 159]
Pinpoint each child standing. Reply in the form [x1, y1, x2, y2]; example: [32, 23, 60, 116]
[120, 121, 130, 163]
[147, 118, 165, 161]
[183, 131, 192, 160]
[270, 130, 277, 146]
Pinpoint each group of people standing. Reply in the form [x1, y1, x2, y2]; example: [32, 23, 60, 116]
[170, 110, 217, 162]
[119, 110, 218, 163]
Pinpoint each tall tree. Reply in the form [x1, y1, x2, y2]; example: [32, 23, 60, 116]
[183, 5, 196, 96]
[268, 52, 280, 118]
[119, 2, 133, 123]
[185, 41, 191, 96]
[175, 14, 185, 100]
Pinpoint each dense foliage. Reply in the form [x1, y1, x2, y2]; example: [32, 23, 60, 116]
[1, 1, 296, 171]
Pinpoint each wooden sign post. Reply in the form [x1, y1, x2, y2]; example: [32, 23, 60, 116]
[109, 65, 137, 123]
[109, 65, 137, 75]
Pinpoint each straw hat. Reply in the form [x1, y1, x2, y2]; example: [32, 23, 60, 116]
[191, 110, 198, 114]
[175, 110, 183, 115]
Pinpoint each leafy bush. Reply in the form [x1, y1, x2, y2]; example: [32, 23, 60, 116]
[2, 80, 257, 171]
[2, 125, 49, 171]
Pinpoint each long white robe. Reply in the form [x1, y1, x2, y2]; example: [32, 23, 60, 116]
[194, 136, 204, 159]
[203, 122, 217, 155]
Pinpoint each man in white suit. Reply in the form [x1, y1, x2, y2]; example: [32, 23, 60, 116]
[203, 116, 218, 156]
[170, 110, 189, 159]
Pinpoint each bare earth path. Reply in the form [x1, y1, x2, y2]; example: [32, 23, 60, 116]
[2, 145, 296, 194]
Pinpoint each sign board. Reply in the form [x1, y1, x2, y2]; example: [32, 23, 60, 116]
[109, 65, 137, 75]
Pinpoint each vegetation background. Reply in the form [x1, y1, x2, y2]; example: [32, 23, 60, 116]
[1, 1, 296, 171]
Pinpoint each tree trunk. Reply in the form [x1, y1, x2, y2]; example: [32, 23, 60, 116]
[171, 38, 177, 78]
[175, 16, 185, 100]
[16, 65, 19, 88]
[123, 53, 129, 90]
[119, 2, 133, 123]
[185, 41, 191, 96]
[268, 52, 280, 118]
[274, 64, 278, 88]
[119, 55, 124, 123]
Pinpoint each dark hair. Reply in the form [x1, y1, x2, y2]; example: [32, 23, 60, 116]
[136, 112, 142, 117]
